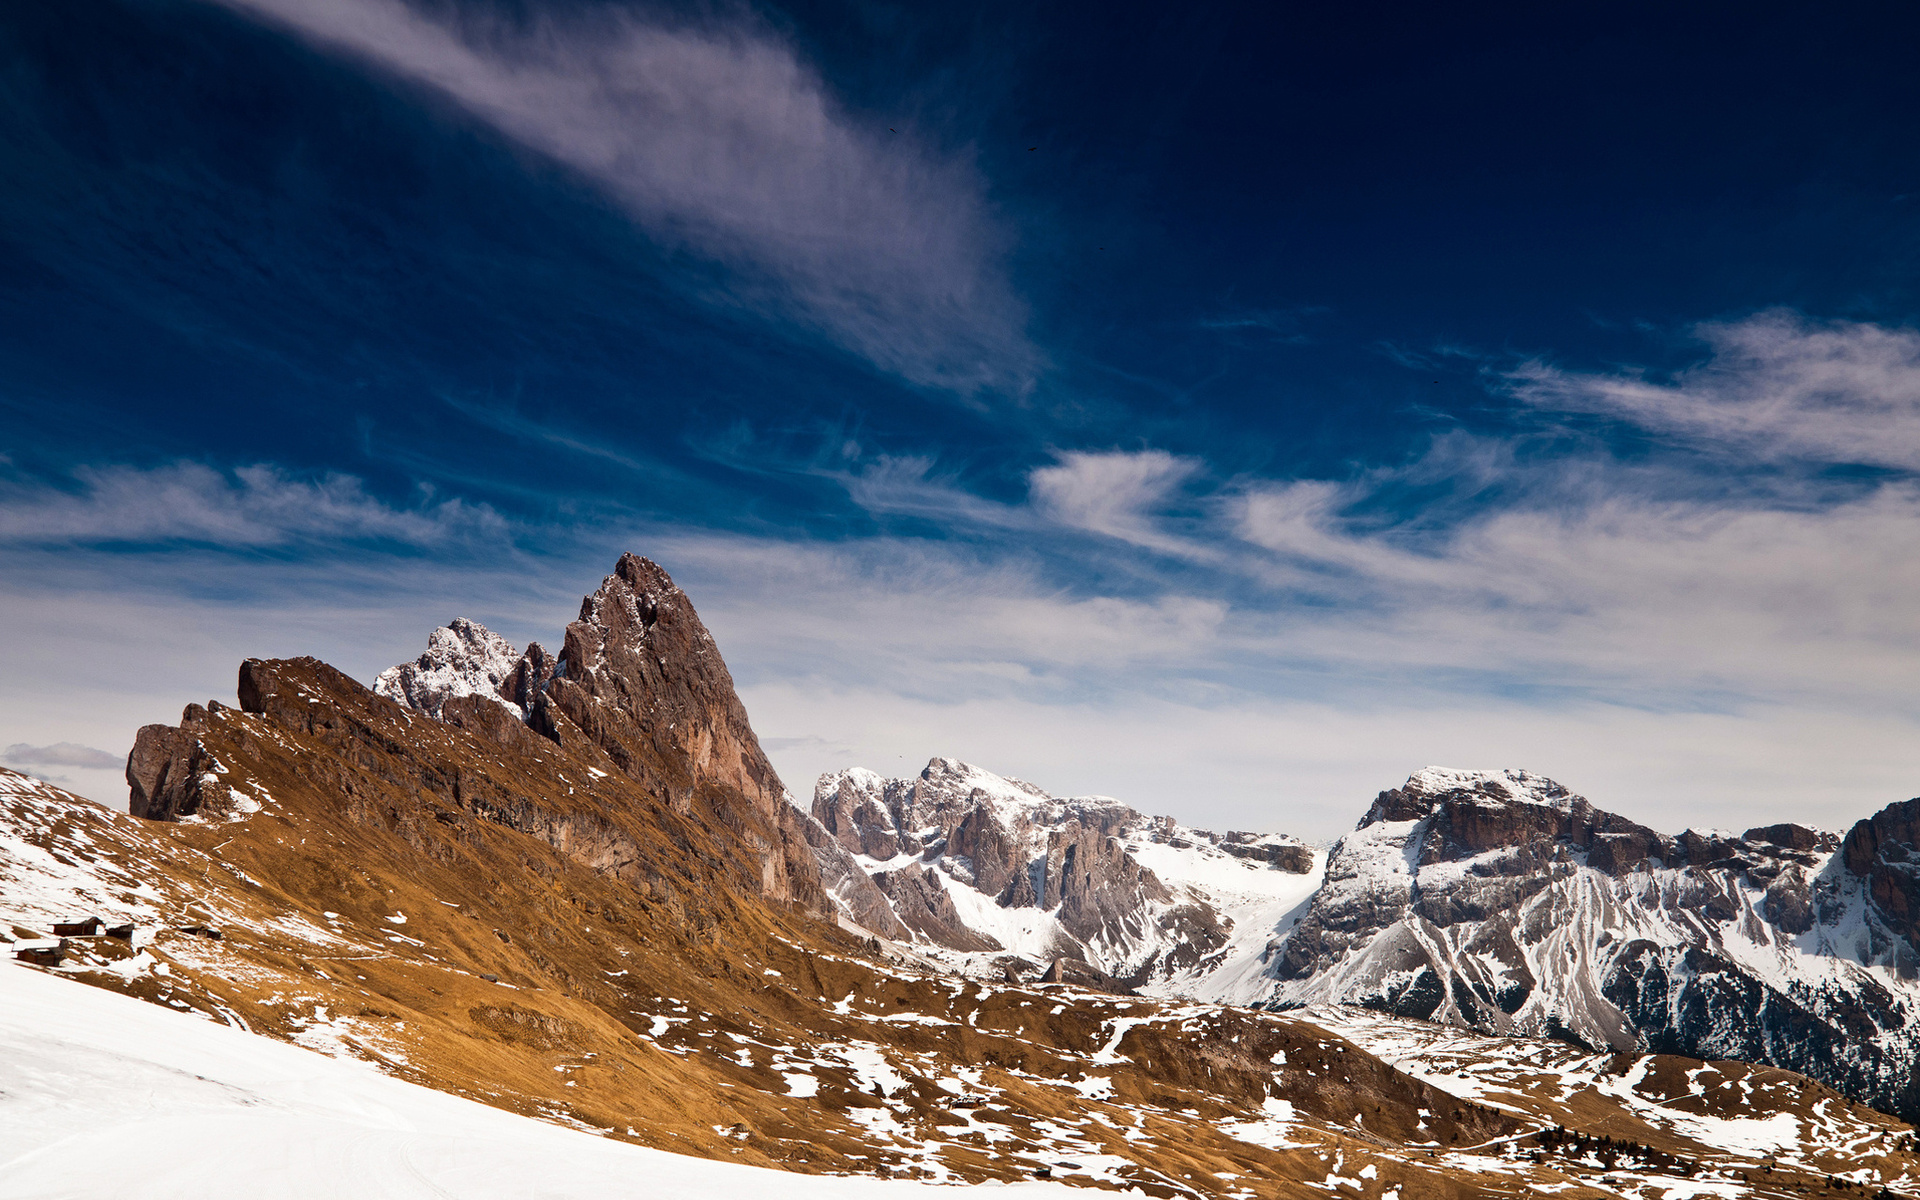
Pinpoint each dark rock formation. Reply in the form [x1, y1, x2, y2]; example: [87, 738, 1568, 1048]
[1219, 832, 1315, 872]
[1843, 799, 1920, 952]
[125, 717, 215, 821]
[1040, 956, 1134, 994]
[536, 555, 824, 914]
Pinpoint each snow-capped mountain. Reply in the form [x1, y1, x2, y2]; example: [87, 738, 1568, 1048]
[809, 758, 1322, 991]
[808, 760, 1920, 1122]
[1247, 766, 1920, 1120]
[349, 591, 1920, 1126]
[372, 616, 538, 719]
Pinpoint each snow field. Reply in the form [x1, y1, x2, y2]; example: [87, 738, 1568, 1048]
[0, 958, 1082, 1200]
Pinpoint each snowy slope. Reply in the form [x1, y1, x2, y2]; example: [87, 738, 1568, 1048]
[1122, 829, 1323, 1005]
[1308, 1005, 1920, 1193]
[0, 957, 1079, 1200]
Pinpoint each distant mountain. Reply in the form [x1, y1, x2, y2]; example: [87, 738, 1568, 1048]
[1258, 766, 1920, 1121]
[813, 758, 1920, 1121]
[810, 758, 1319, 993]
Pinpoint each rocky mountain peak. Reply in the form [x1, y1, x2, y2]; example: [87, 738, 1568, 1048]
[372, 617, 547, 720]
[1361, 766, 1577, 827]
[353, 553, 830, 917]
[805, 757, 1331, 991]
[917, 757, 1053, 805]
[545, 555, 776, 807]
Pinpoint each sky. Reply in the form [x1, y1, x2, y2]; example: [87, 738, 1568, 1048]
[5, 0, 1920, 840]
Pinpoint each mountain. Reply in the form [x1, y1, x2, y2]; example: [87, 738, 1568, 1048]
[4, 553, 1919, 1196]
[801, 756, 1920, 1127]
[1248, 766, 1920, 1121]
[809, 759, 1321, 994]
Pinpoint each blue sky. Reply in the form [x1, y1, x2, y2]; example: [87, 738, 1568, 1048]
[5, 0, 1920, 838]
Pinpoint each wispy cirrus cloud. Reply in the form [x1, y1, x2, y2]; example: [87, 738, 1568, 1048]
[1509, 310, 1920, 468]
[212, 0, 1038, 393]
[0, 462, 504, 547]
[1027, 450, 1208, 554]
[1197, 305, 1325, 344]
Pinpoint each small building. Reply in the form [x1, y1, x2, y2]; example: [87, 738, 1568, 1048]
[12, 939, 64, 966]
[52, 916, 103, 937]
[104, 923, 135, 941]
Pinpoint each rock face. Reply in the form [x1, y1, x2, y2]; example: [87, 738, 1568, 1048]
[125, 719, 219, 822]
[1254, 766, 1920, 1121]
[809, 758, 1322, 990]
[535, 555, 824, 912]
[1843, 798, 1920, 950]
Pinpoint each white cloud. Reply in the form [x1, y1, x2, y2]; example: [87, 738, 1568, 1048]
[1028, 450, 1206, 553]
[2, 743, 122, 770]
[836, 456, 1034, 530]
[1510, 310, 1920, 467]
[1281, 486, 1920, 702]
[214, 0, 1036, 392]
[648, 532, 1229, 691]
[0, 462, 504, 547]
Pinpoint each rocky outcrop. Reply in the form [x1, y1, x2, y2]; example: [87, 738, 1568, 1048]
[533, 555, 825, 914]
[1039, 955, 1132, 994]
[125, 712, 220, 821]
[1217, 831, 1315, 872]
[1843, 799, 1920, 953]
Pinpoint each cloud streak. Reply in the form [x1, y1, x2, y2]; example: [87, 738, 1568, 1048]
[2, 743, 122, 770]
[213, 0, 1037, 392]
[0, 462, 504, 547]
[1510, 310, 1920, 468]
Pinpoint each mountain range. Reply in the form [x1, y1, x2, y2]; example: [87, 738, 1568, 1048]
[5, 553, 1918, 1197]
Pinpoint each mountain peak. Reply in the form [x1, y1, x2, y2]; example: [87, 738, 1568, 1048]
[915, 757, 1052, 804]
[372, 617, 540, 720]
[1362, 766, 1575, 826]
